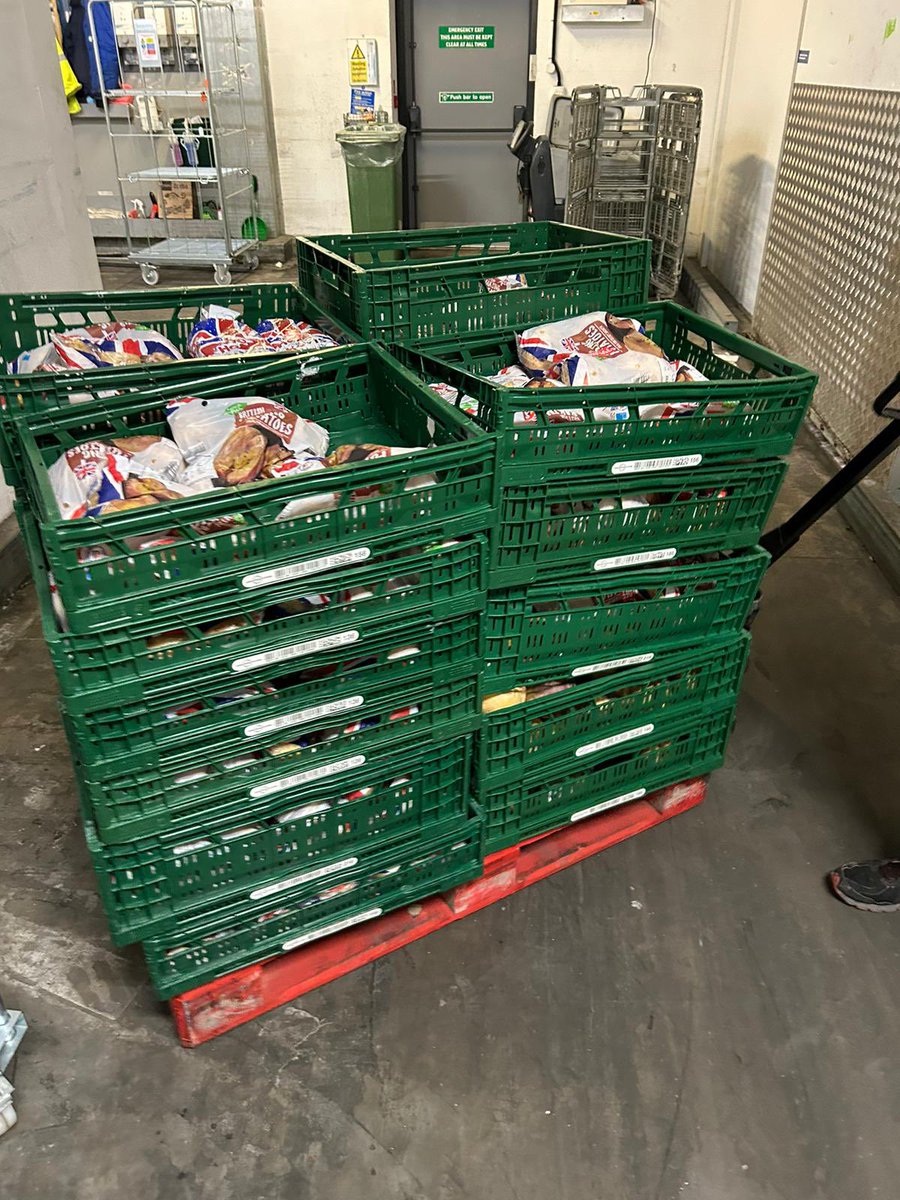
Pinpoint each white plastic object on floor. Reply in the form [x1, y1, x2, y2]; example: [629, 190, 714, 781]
[0, 1004, 26, 1075]
[0, 1076, 17, 1136]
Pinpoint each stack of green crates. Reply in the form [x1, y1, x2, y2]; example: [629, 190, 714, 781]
[2, 223, 818, 1003]
[0, 283, 354, 492]
[1, 294, 495, 999]
[393, 305, 817, 851]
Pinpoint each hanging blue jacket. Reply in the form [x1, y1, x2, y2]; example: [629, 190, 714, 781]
[87, 1, 119, 97]
[64, 0, 119, 100]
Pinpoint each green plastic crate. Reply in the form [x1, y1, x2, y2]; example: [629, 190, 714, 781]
[394, 301, 817, 480]
[0, 283, 356, 490]
[16, 345, 495, 634]
[65, 609, 481, 763]
[70, 660, 481, 845]
[296, 222, 650, 342]
[485, 546, 768, 684]
[142, 807, 484, 999]
[490, 458, 785, 588]
[85, 736, 475, 945]
[477, 633, 749, 789]
[481, 704, 737, 852]
[21, 506, 487, 715]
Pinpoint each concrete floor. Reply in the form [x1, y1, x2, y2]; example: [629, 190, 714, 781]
[1, 409, 899, 1194]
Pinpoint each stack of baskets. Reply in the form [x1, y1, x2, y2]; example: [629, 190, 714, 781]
[0, 283, 493, 1000]
[2, 222, 816, 1001]
[359, 233, 816, 855]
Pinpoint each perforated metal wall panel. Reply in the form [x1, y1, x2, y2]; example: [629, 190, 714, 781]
[754, 83, 900, 484]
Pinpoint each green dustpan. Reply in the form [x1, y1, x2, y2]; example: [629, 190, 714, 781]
[242, 175, 268, 241]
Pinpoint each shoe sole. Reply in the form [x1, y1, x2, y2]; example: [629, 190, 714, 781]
[829, 871, 900, 912]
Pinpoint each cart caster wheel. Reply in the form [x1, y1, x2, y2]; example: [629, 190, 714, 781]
[213, 263, 232, 285]
[244, 254, 260, 272]
[140, 264, 160, 286]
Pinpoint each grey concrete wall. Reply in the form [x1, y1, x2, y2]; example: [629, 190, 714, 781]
[0, 0, 102, 521]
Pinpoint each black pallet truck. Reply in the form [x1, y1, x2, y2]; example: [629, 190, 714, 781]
[759, 371, 900, 567]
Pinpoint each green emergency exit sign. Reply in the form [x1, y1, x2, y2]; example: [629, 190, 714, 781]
[438, 25, 495, 49]
[439, 91, 495, 103]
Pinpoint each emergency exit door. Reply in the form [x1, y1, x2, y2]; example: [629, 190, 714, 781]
[396, 0, 536, 227]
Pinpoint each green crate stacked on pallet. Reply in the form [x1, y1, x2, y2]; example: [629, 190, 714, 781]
[13, 340, 495, 995]
[0, 282, 356, 492]
[393, 301, 816, 852]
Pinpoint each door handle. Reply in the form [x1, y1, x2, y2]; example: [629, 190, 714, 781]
[408, 104, 422, 134]
[513, 104, 526, 127]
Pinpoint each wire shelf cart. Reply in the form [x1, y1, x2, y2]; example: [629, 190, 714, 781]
[88, 0, 261, 285]
[561, 83, 702, 298]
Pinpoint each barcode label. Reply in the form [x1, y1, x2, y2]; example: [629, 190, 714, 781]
[232, 628, 360, 673]
[570, 788, 647, 822]
[244, 694, 364, 738]
[575, 723, 655, 758]
[611, 454, 702, 475]
[250, 754, 366, 799]
[250, 856, 358, 900]
[571, 652, 654, 677]
[594, 548, 677, 572]
[242, 545, 371, 589]
[282, 907, 383, 951]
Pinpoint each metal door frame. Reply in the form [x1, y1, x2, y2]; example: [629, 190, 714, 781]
[394, 0, 539, 228]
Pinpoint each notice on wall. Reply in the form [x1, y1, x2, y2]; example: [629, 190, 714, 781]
[133, 17, 161, 68]
[347, 38, 379, 85]
[438, 91, 495, 104]
[350, 87, 376, 118]
[438, 25, 495, 49]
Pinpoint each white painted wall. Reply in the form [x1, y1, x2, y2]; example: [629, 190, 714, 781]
[701, 0, 805, 313]
[703, 0, 900, 316]
[261, 0, 730, 245]
[261, 0, 395, 235]
[796, 0, 900, 89]
[257, 0, 899, 284]
[0, 0, 102, 525]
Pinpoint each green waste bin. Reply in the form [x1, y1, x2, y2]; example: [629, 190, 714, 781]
[336, 123, 406, 233]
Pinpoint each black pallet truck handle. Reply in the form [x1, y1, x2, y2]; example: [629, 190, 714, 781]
[760, 371, 900, 567]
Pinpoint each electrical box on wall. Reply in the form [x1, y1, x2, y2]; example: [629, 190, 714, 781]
[561, 5, 648, 24]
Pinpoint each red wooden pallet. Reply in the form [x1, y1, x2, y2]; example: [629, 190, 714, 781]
[170, 776, 707, 1046]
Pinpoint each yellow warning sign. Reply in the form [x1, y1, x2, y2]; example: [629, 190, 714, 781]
[348, 40, 376, 85]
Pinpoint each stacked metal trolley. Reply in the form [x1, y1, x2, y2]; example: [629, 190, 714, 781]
[562, 85, 703, 298]
[2, 220, 816, 1005]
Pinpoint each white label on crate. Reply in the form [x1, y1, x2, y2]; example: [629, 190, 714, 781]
[611, 454, 702, 476]
[250, 857, 359, 900]
[593, 548, 677, 572]
[244, 695, 365, 739]
[571, 652, 654, 677]
[575, 723, 655, 758]
[171, 839, 214, 856]
[282, 907, 384, 951]
[570, 788, 646, 823]
[242, 546, 372, 590]
[249, 754, 366, 799]
[231, 629, 360, 674]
